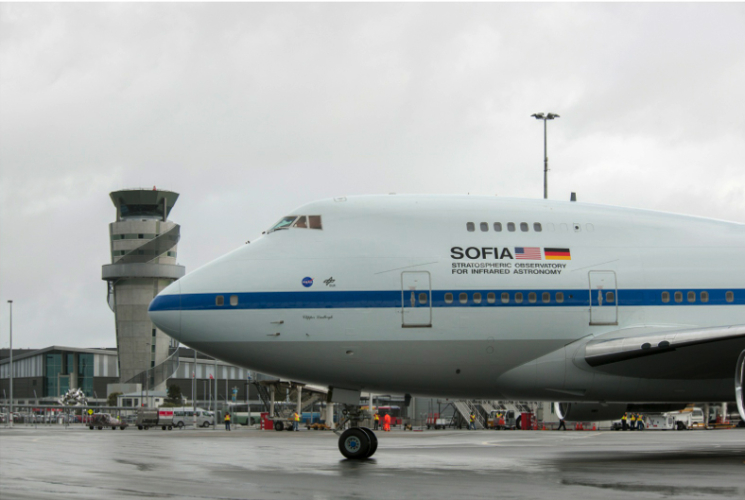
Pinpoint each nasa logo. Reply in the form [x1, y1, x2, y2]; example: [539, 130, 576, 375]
[302, 277, 314, 288]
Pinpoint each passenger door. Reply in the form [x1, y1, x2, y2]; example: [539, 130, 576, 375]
[589, 270, 618, 325]
[401, 271, 432, 328]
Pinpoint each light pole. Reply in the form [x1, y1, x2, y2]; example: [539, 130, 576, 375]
[7, 300, 13, 428]
[145, 342, 151, 408]
[531, 112, 560, 199]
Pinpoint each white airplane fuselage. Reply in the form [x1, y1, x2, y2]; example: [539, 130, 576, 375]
[149, 195, 745, 404]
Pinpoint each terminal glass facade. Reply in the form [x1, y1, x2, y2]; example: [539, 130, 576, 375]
[43, 351, 95, 397]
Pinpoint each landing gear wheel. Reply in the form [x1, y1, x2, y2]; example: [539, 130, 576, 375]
[274, 420, 284, 431]
[338, 428, 371, 460]
[359, 427, 378, 458]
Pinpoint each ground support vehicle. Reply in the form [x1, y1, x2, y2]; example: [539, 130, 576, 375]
[425, 413, 455, 430]
[135, 409, 174, 430]
[171, 407, 213, 428]
[89, 413, 128, 430]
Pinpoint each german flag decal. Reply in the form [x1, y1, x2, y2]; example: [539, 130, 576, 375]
[544, 248, 571, 260]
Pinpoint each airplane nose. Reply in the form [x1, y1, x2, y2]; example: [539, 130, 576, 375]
[149, 280, 182, 339]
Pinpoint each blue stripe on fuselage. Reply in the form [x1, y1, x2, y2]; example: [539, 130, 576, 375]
[148, 288, 744, 311]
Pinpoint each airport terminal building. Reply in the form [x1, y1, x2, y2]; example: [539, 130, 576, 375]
[1, 347, 254, 406]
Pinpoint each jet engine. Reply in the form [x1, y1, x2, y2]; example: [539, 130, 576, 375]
[553, 402, 627, 422]
[736, 350, 745, 424]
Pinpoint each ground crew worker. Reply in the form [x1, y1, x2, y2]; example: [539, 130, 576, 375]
[224, 412, 231, 431]
[621, 413, 628, 430]
[383, 413, 391, 432]
[557, 417, 566, 431]
[629, 413, 636, 431]
[374, 412, 380, 430]
[292, 411, 300, 431]
[469, 412, 476, 430]
[636, 414, 643, 430]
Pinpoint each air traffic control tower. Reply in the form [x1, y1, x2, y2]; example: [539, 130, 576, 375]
[102, 189, 185, 393]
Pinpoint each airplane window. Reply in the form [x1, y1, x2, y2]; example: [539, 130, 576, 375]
[308, 216, 323, 229]
[687, 291, 695, 303]
[515, 292, 523, 303]
[586, 223, 595, 232]
[467, 222, 475, 232]
[473, 292, 482, 304]
[459, 293, 468, 304]
[501, 292, 509, 304]
[480, 222, 488, 232]
[606, 292, 615, 303]
[700, 291, 709, 303]
[542, 292, 550, 303]
[418, 293, 428, 304]
[520, 222, 529, 232]
[487, 292, 496, 304]
[534, 223, 542, 232]
[726, 291, 734, 303]
[494, 222, 503, 232]
[230, 295, 238, 306]
[293, 216, 308, 228]
[674, 291, 683, 303]
[662, 292, 670, 303]
[556, 292, 564, 303]
[445, 293, 453, 304]
[560, 223, 568, 232]
[507, 222, 516, 232]
[528, 292, 537, 303]
[216, 295, 224, 306]
[269, 216, 297, 232]
[546, 223, 555, 232]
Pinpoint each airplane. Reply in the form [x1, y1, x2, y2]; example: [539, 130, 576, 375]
[149, 194, 745, 459]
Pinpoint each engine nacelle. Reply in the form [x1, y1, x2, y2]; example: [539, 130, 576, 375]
[553, 402, 628, 422]
[736, 350, 745, 423]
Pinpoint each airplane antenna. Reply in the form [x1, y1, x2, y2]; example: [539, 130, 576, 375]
[531, 112, 560, 199]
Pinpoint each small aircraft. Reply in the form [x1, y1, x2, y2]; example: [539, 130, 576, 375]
[149, 195, 745, 458]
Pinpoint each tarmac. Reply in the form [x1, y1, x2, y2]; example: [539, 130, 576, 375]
[1, 425, 744, 499]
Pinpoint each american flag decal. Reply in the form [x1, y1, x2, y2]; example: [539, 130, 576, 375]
[515, 247, 542, 260]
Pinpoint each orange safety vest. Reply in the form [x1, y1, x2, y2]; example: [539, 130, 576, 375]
[294, 413, 300, 422]
[470, 414, 475, 422]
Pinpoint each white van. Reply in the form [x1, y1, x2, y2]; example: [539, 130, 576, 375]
[171, 407, 214, 428]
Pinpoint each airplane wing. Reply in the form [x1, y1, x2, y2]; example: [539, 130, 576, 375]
[582, 324, 745, 380]
[585, 324, 745, 367]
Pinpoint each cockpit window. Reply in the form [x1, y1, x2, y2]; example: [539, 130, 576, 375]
[270, 216, 297, 232]
[269, 215, 323, 233]
[308, 215, 322, 229]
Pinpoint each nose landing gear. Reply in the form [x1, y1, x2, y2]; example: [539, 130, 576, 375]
[336, 405, 378, 459]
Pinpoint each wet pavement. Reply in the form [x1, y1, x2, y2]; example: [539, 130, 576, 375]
[1, 426, 744, 499]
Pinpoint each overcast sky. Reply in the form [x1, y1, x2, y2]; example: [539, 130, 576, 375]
[1, 2, 744, 349]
